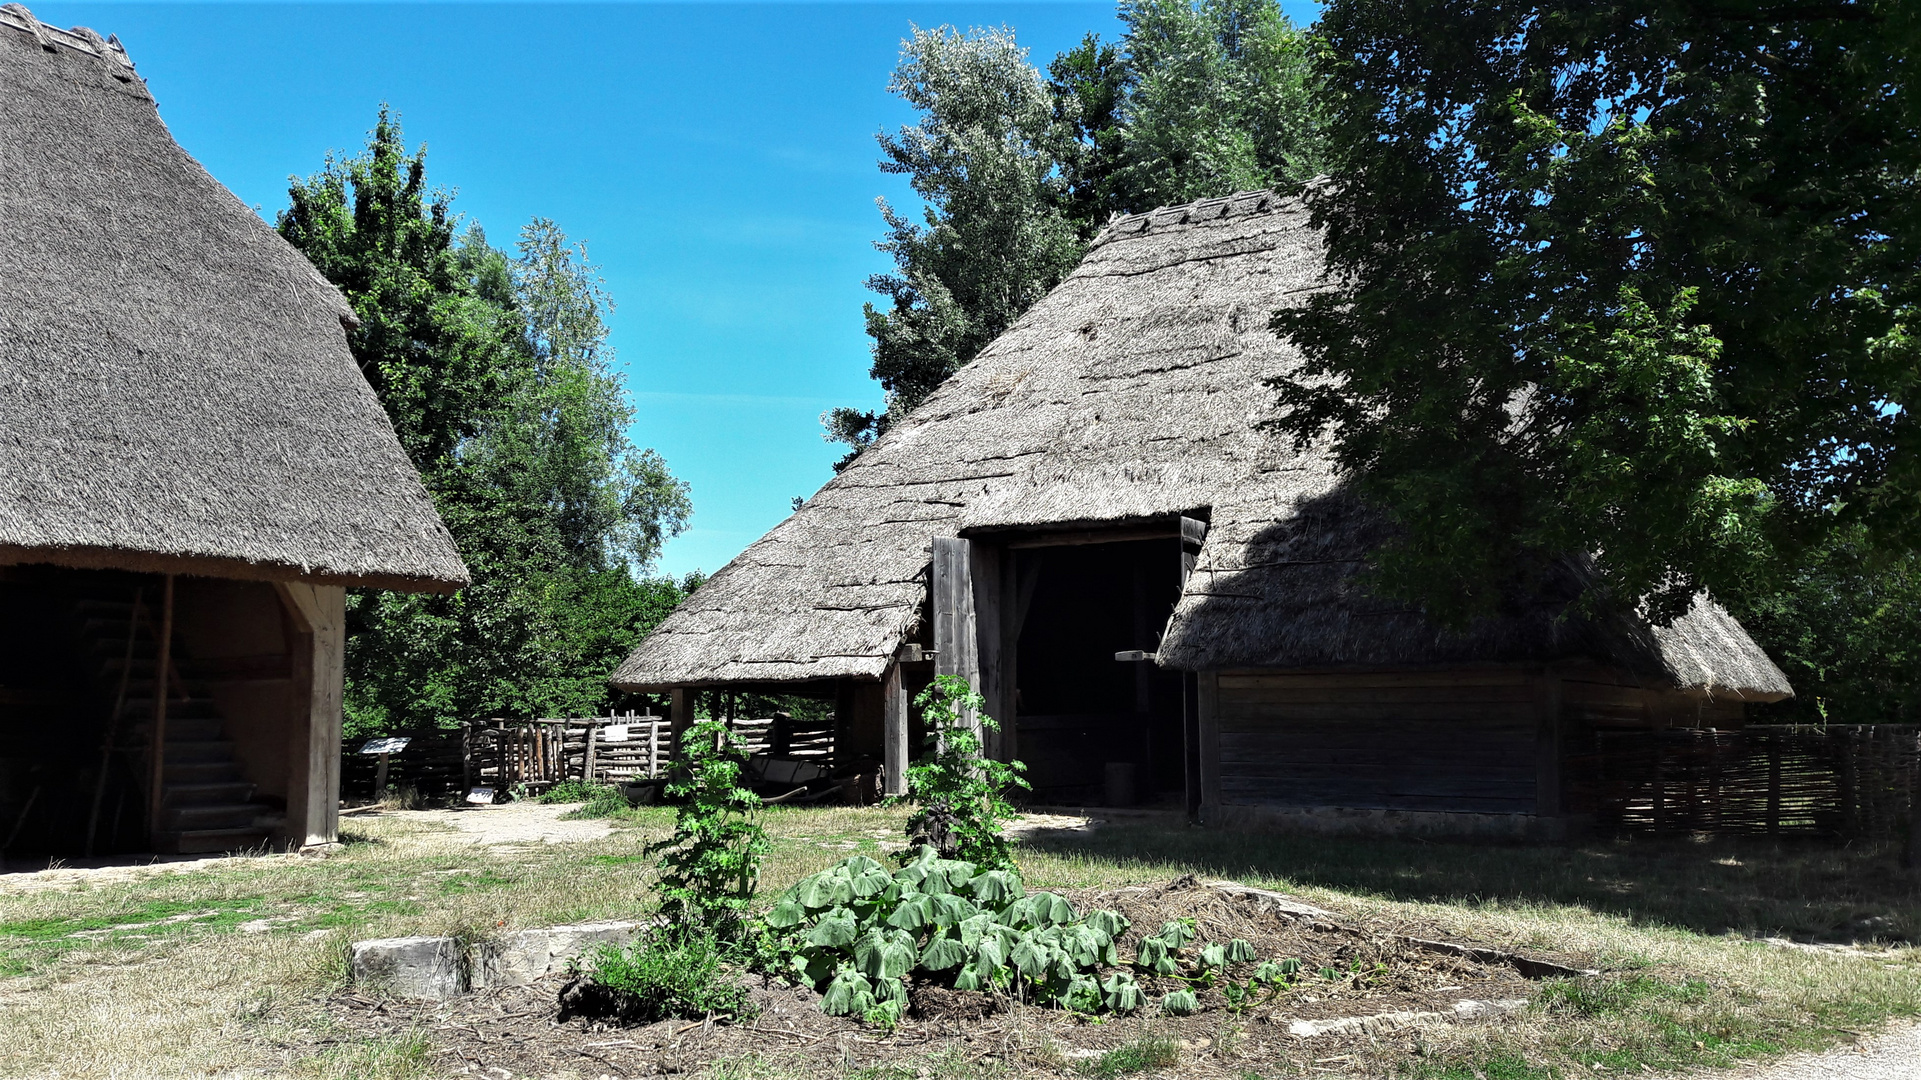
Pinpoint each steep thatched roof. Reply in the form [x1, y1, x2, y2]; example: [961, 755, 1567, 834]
[613, 189, 1790, 700]
[0, 8, 466, 592]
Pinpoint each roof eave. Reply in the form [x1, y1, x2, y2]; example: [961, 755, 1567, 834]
[0, 544, 468, 594]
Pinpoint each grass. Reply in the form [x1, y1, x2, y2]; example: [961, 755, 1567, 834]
[0, 803, 1916, 1078]
[1081, 1036, 1180, 1077]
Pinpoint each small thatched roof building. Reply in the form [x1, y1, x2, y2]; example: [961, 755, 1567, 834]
[616, 192, 1787, 835]
[0, 6, 467, 856]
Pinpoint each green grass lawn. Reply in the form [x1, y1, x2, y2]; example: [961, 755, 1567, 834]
[0, 804, 1916, 1079]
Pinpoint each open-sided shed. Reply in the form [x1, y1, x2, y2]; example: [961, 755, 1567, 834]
[613, 190, 1789, 836]
[0, 6, 467, 855]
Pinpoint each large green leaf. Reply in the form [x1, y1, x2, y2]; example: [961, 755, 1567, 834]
[969, 869, 1023, 905]
[1083, 909, 1130, 940]
[795, 874, 840, 910]
[1009, 934, 1054, 979]
[821, 969, 874, 1017]
[806, 910, 859, 948]
[958, 911, 995, 949]
[1226, 938, 1257, 963]
[1101, 971, 1143, 1012]
[1062, 973, 1102, 1013]
[885, 893, 933, 931]
[1154, 919, 1196, 948]
[952, 966, 982, 992]
[873, 975, 908, 1005]
[1199, 943, 1227, 971]
[852, 865, 897, 899]
[764, 897, 807, 929]
[919, 934, 970, 972]
[1161, 989, 1200, 1016]
[929, 892, 980, 927]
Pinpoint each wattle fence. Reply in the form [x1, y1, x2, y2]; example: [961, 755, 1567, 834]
[1570, 724, 1921, 839]
[340, 711, 838, 802]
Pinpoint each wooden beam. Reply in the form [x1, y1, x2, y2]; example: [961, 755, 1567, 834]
[970, 541, 1006, 759]
[882, 662, 908, 797]
[932, 537, 981, 733]
[275, 581, 344, 847]
[146, 574, 174, 849]
[1198, 671, 1221, 821]
[1004, 524, 1181, 549]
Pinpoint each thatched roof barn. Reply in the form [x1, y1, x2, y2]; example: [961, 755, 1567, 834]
[614, 186, 1789, 837]
[0, 6, 466, 856]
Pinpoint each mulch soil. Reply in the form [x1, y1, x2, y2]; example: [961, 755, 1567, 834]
[319, 877, 1564, 1078]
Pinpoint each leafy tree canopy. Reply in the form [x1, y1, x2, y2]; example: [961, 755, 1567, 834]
[280, 108, 693, 734]
[1272, 1, 1921, 629]
[828, 2, 1326, 460]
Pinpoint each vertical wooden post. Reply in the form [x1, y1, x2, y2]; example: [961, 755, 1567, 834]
[1178, 518, 1206, 824]
[461, 722, 472, 794]
[373, 753, 391, 801]
[883, 662, 909, 796]
[932, 536, 981, 733]
[277, 582, 345, 847]
[1197, 671, 1220, 822]
[147, 574, 175, 848]
[649, 714, 661, 779]
[969, 542, 1005, 759]
[585, 722, 599, 784]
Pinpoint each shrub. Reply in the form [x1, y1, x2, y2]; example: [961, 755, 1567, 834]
[537, 779, 612, 804]
[762, 847, 1143, 1020]
[567, 932, 751, 1024]
[646, 720, 769, 941]
[899, 675, 1028, 869]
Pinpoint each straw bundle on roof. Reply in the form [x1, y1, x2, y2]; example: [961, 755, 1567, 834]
[614, 189, 1786, 698]
[0, 6, 467, 592]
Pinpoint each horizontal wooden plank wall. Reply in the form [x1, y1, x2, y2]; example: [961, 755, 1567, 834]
[1213, 669, 1542, 815]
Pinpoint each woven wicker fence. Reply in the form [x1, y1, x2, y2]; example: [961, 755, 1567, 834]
[1570, 724, 1921, 838]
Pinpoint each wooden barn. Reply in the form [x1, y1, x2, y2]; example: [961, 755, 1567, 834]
[0, 7, 468, 856]
[611, 187, 1791, 838]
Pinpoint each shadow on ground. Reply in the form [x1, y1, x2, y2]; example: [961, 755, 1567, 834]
[1020, 823, 1921, 943]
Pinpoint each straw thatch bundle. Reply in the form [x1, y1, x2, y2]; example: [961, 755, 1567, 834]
[615, 190, 1785, 697]
[0, 7, 466, 591]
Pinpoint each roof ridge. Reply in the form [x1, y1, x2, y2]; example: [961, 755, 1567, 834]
[1095, 188, 1301, 245]
[0, 3, 139, 78]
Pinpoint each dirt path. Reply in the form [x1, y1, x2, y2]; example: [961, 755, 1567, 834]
[1698, 1022, 1921, 1080]
[383, 801, 614, 845]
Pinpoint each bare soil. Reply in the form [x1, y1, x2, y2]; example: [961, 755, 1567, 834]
[324, 877, 1551, 1078]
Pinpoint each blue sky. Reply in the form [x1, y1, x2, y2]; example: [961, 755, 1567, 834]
[35, 2, 1314, 577]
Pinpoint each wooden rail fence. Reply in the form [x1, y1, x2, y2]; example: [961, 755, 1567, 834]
[1570, 724, 1921, 839]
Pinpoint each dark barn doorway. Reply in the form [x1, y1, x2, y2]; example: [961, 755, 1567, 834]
[1012, 539, 1185, 804]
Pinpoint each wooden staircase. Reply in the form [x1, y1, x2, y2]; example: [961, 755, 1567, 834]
[74, 596, 283, 854]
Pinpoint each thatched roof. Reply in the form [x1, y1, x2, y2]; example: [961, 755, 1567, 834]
[612, 189, 1790, 700]
[0, 7, 467, 592]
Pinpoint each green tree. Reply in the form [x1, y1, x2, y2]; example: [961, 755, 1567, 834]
[1102, 0, 1327, 212]
[1727, 531, 1921, 725]
[1271, 2, 1921, 627]
[829, 5, 1329, 460]
[280, 110, 692, 734]
[826, 25, 1087, 457]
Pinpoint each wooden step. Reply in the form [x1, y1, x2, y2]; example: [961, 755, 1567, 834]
[163, 740, 235, 765]
[162, 803, 272, 831]
[162, 780, 256, 806]
[156, 828, 274, 855]
[165, 761, 247, 784]
[132, 717, 225, 741]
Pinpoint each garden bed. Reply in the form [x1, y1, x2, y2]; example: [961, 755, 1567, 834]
[324, 876, 1563, 1078]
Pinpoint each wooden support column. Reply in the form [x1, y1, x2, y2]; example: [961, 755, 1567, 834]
[276, 582, 344, 848]
[146, 574, 175, 849]
[1197, 671, 1221, 823]
[969, 541, 1006, 759]
[882, 662, 909, 796]
[669, 687, 693, 763]
[932, 536, 981, 734]
[1177, 517, 1206, 824]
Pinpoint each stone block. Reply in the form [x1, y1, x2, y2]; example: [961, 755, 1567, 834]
[351, 936, 466, 1000]
[472, 920, 643, 989]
